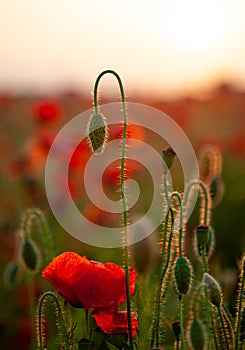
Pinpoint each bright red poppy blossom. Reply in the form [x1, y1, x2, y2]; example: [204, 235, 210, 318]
[42, 252, 137, 311]
[92, 310, 138, 337]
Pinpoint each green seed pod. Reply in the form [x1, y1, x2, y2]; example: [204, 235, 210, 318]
[87, 112, 108, 154]
[162, 147, 176, 170]
[21, 239, 41, 273]
[203, 273, 222, 307]
[189, 319, 206, 350]
[174, 257, 192, 295]
[196, 225, 210, 247]
[196, 226, 215, 260]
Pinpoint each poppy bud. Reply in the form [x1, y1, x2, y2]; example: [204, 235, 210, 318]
[174, 257, 192, 295]
[203, 273, 222, 307]
[87, 112, 108, 154]
[172, 320, 181, 342]
[209, 177, 225, 207]
[21, 238, 41, 273]
[162, 147, 176, 170]
[196, 225, 210, 248]
[189, 319, 206, 350]
[77, 338, 92, 350]
[3, 261, 23, 288]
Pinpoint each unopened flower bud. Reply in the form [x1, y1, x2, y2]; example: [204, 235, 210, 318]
[210, 177, 225, 207]
[21, 238, 41, 273]
[203, 273, 222, 307]
[87, 112, 108, 154]
[3, 261, 23, 288]
[189, 319, 206, 350]
[174, 257, 192, 295]
[162, 147, 176, 170]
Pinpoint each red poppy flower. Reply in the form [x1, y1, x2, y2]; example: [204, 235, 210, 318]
[32, 100, 61, 122]
[42, 252, 137, 311]
[92, 310, 138, 337]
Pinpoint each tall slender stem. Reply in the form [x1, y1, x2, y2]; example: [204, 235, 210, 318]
[179, 296, 186, 350]
[218, 306, 230, 350]
[93, 70, 133, 348]
[235, 258, 245, 350]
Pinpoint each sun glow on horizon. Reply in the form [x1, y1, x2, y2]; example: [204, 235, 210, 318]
[163, 0, 228, 52]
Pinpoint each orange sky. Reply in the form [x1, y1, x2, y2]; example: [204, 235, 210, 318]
[1, 0, 245, 98]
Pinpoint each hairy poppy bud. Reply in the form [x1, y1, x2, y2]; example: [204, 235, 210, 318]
[172, 320, 181, 341]
[174, 257, 192, 295]
[21, 238, 41, 273]
[189, 319, 206, 350]
[87, 112, 108, 154]
[196, 225, 210, 248]
[203, 273, 222, 307]
[162, 147, 176, 170]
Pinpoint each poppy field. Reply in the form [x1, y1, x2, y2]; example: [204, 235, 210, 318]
[0, 72, 245, 349]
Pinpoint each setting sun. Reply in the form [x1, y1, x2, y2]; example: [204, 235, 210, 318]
[163, 0, 227, 52]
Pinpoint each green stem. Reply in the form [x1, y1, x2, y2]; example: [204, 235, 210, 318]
[154, 209, 174, 347]
[93, 70, 133, 349]
[235, 261, 245, 350]
[169, 191, 183, 256]
[201, 246, 208, 273]
[179, 296, 186, 350]
[37, 291, 69, 350]
[26, 272, 35, 350]
[203, 285, 219, 350]
[218, 306, 230, 350]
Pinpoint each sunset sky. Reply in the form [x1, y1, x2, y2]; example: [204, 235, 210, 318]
[1, 0, 245, 98]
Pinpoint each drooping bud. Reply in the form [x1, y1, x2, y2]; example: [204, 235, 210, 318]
[189, 319, 206, 350]
[209, 177, 225, 207]
[20, 238, 41, 273]
[87, 112, 108, 154]
[3, 261, 23, 288]
[203, 273, 222, 307]
[174, 257, 192, 295]
[162, 147, 176, 170]
[196, 225, 210, 248]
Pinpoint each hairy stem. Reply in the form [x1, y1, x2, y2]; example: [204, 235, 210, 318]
[93, 70, 133, 348]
